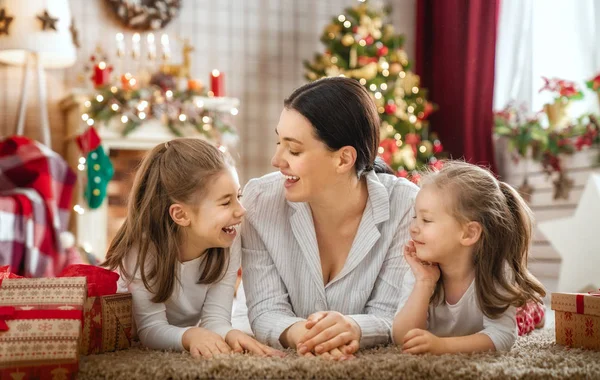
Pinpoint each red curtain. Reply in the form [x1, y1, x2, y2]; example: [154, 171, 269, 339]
[416, 0, 500, 171]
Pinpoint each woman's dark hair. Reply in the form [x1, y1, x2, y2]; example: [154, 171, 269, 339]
[284, 76, 393, 177]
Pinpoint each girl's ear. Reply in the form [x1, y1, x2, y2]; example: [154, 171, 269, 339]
[460, 221, 482, 247]
[169, 204, 190, 227]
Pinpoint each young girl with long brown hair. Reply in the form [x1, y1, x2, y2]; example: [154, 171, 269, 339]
[392, 161, 546, 354]
[104, 138, 282, 359]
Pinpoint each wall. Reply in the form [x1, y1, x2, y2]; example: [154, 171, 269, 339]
[0, 0, 416, 183]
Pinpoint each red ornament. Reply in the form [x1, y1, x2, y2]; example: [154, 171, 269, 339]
[358, 56, 378, 66]
[365, 35, 374, 45]
[409, 173, 421, 184]
[397, 169, 408, 178]
[377, 46, 389, 57]
[384, 103, 397, 115]
[379, 138, 398, 165]
[210, 69, 224, 97]
[433, 141, 444, 154]
[418, 102, 435, 121]
[430, 159, 444, 170]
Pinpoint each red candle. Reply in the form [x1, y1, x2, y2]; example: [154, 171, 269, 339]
[93, 61, 110, 88]
[210, 69, 224, 97]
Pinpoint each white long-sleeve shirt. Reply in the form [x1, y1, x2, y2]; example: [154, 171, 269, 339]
[396, 274, 517, 351]
[118, 241, 240, 351]
[237, 171, 418, 349]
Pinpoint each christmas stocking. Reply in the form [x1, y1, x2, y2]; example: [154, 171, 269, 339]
[76, 127, 114, 209]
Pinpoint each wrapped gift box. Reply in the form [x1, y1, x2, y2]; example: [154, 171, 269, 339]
[0, 277, 87, 379]
[81, 293, 133, 355]
[58, 264, 133, 355]
[551, 292, 600, 350]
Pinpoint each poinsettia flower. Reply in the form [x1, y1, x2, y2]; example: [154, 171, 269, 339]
[586, 74, 600, 91]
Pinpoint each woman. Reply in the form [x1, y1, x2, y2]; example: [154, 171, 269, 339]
[239, 77, 418, 359]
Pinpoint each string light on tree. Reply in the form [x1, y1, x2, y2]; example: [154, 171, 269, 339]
[304, 0, 445, 182]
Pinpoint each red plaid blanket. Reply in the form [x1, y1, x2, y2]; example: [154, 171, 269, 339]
[0, 136, 76, 277]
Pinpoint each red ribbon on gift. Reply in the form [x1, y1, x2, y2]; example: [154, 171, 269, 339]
[0, 306, 82, 331]
[575, 290, 600, 314]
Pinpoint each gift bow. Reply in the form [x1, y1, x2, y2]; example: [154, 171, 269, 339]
[59, 264, 120, 297]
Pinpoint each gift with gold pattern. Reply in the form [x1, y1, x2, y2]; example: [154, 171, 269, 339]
[59, 264, 133, 355]
[0, 272, 87, 379]
[551, 291, 600, 351]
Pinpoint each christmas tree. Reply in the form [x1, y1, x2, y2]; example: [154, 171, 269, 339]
[304, 0, 444, 182]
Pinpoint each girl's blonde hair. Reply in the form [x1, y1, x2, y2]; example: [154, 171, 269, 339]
[421, 161, 546, 318]
[103, 138, 232, 303]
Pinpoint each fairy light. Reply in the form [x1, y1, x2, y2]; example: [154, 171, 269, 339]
[369, 84, 377, 91]
[77, 164, 85, 171]
[230, 108, 239, 116]
[166, 90, 173, 99]
[73, 204, 85, 215]
[412, 87, 419, 94]
[86, 118, 94, 126]
[179, 114, 187, 122]
[419, 145, 427, 153]
[338, 15, 346, 22]
[81, 113, 89, 121]
[111, 104, 119, 111]
[121, 115, 128, 123]
[359, 78, 367, 85]
[195, 100, 204, 108]
[203, 124, 212, 131]
[394, 133, 401, 140]
[96, 95, 104, 102]
[84, 101, 91, 108]
[139, 112, 146, 119]
[374, 92, 382, 99]
[382, 70, 389, 77]
[359, 39, 366, 47]
[202, 116, 212, 124]
[343, 21, 351, 28]
[110, 86, 118, 93]
[377, 147, 384, 154]
[380, 83, 388, 90]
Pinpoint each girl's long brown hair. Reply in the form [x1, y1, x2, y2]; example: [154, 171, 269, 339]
[422, 161, 546, 318]
[103, 138, 231, 303]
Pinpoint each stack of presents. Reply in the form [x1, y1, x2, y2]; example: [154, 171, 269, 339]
[0, 265, 133, 379]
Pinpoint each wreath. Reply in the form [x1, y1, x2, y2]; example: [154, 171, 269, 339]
[105, 0, 182, 30]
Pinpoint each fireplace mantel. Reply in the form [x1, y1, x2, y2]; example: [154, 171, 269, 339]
[61, 91, 240, 260]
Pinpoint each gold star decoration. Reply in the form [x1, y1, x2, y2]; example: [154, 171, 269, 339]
[70, 19, 80, 48]
[0, 8, 14, 35]
[37, 10, 59, 31]
[553, 172, 574, 200]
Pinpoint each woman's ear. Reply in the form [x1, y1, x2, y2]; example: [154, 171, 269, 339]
[169, 204, 190, 227]
[460, 221, 482, 247]
[336, 146, 357, 174]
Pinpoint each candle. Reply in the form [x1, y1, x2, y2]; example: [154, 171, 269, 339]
[210, 69, 224, 97]
[132, 33, 141, 60]
[160, 34, 170, 61]
[93, 61, 110, 88]
[147, 33, 156, 61]
[115, 33, 125, 57]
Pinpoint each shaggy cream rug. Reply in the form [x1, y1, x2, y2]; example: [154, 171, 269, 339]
[79, 312, 600, 379]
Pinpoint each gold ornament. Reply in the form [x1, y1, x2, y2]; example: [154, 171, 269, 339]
[398, 145, 417, 170]
[341, 34, 355, 46]
[307, 71, 318, 81]
[401, 72, 421, 94]
[420, 140, 433, 155]
[544, 98, 571, 130]
[346, 62, 378, 80]
[389, 63, 402, 76]
[383, 24, 395, 39]
[326, 23, 342, 35]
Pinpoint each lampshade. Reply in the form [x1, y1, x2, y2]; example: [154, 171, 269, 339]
[0, 0, 76, 68]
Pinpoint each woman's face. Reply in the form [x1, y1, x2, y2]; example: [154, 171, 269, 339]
[271, 108, 338, 202]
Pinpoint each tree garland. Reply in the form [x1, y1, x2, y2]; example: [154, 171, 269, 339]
[104, 0, 181, 30]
